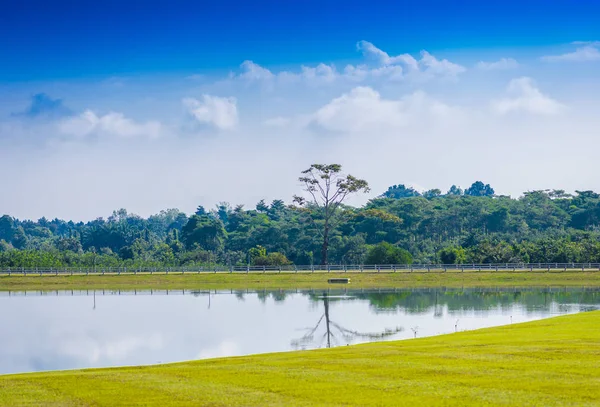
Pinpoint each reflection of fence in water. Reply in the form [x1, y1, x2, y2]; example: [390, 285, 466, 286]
[1, 286, 600, 297]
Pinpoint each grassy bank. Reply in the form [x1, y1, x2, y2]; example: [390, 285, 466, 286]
[1, 270, 600, 291]
[1, 311, 598, 406]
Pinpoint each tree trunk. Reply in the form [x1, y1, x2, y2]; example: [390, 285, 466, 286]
[321, 223, 329, 265]
[323, 294, 331, 348]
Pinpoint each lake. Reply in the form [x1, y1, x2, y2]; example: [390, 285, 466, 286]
[1, 286, 599, 375]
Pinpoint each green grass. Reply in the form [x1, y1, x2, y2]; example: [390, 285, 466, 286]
[2, 270, 600, 291]
[1, 311, 598, 406]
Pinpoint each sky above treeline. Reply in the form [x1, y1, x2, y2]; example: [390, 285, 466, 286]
[2, 0, 600, 221]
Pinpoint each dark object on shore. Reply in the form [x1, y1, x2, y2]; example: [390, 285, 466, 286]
[328, 278, 350, 284]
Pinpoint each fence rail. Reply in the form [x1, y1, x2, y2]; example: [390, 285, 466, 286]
[1, 263, 600, 275]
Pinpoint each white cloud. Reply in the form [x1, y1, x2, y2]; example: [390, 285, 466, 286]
[59, 110, 163, 139]
[232, 41, 464, 86]
[5, 39, 600, 221]
[239, 60, 274, 80]
[183, 95, 238, 130]
[418, 50, 466, 77]
[357, 40, 399, 65]
[354, 41, 465, 79]
[476, 58, 519, 70]
[59, 334, 164, 363]
[310, 86, 458, 133]
[343, 64, 370, 81]
[300, 63, 337, 82]
[236, 60, 338, 85]
[491, 77, 564, 115]
[541, 45, 600, 62]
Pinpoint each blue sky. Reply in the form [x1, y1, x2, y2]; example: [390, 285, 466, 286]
[3, 0, 600, 80]
[2, 1, 600, 220]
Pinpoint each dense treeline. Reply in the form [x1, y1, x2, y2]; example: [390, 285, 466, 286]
[1, 182, 600, 268]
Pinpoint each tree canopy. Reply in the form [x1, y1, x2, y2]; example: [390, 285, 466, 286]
[2, 183, 600, 268]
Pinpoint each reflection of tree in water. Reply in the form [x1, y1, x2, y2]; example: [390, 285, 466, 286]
[351, 289, 600, 315]
[292, 293, 403, 350]
[257, 290, 288, 303]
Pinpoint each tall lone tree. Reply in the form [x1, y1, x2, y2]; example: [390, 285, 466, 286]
[293, 164, 370, 265]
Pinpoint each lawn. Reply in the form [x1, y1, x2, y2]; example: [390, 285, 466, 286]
[2, 270, 600, 291]
[0, 311, 598, 406]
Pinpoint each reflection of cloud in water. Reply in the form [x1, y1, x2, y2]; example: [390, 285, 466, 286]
[59, 333, 164, 363]
[1, 288, 599, 375]
[197, 340, 240, 359]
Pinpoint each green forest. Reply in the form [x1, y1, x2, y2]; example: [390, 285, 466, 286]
[2, 168, 600, 268]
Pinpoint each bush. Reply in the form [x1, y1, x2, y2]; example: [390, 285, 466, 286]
[252, 252, 292, 266]
[365, 242, 412, 265]
[439, 246, 467, 264]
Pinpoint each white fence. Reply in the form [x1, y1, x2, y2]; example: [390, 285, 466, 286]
[2, 286, 599, 297]
[1, 263, 600, 275]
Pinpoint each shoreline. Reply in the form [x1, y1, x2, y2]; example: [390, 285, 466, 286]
[0, 311, 598, 406]
[1, 270, 600, 290]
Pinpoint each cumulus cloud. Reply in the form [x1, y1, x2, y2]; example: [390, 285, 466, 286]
[541, 45, 600, 62]
[299, 63, 337, 82]
[236, 60, 338, 85]
[491, 77, 564, 115]
[12, 93, 73, 119]
[183, 95, 238, 130]
[232, 41, 464, 85]
[476, 58, 519, 70]
[59, 110, 163, 139]
[309, 86, 458, 133]
[239, 60, 274, 80]
[352, 41, 466, 80]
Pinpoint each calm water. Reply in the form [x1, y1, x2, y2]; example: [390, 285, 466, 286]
[0, 287, 599, 375]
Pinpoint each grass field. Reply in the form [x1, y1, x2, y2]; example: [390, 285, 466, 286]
[1, 270, 600, 291]
[0, 311, 598, 406]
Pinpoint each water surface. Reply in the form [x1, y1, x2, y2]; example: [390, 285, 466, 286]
[0, 287, 598, 375]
